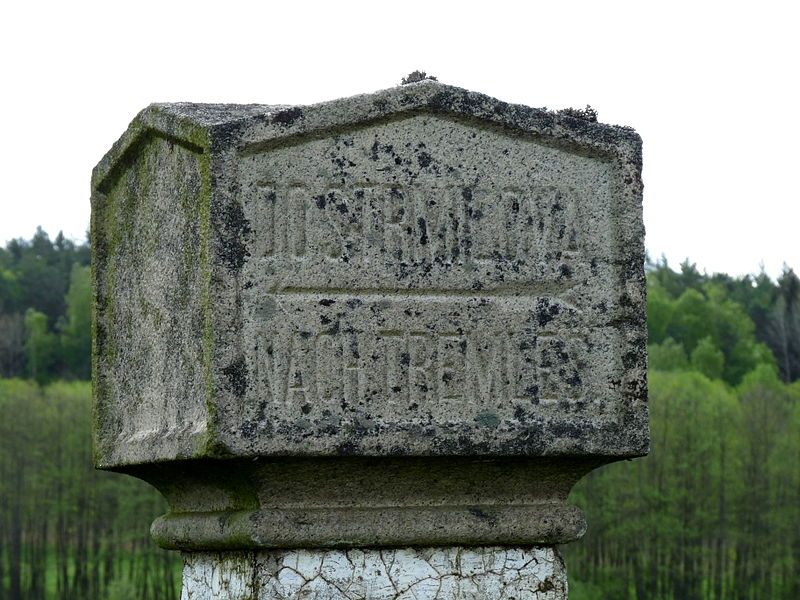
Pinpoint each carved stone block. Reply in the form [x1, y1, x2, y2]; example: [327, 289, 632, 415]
[92, 81, 647, 551]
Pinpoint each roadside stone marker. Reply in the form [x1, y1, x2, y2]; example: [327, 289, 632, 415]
[92, 80, 647, 599]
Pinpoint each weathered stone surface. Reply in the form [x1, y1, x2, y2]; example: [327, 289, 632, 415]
[92, 81, 646, 468]
[144, 456, 593, 550]
[181, 547, 567, 600]
[92, 81, 647, 554]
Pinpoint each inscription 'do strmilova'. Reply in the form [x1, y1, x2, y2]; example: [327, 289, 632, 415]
[237, 114, 622, 423]
[250, 183, 582, 264]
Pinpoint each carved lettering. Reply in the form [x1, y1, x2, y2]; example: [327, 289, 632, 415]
[253, 183, 582, 265]
[252, 328, 588, 409]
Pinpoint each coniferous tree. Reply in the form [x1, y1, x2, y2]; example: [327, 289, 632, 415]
[58, 264, 92, 380]
[0, 228, 91, 380]
[768, 267, 800, 382]
[0, 312, 24, 376]
[23, 309, 57, 384]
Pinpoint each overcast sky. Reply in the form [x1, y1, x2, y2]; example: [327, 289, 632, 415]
[1, 0, 796, 279]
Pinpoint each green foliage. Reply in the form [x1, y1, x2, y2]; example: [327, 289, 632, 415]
[23, 309, 58, 384]
[0, 379, 181, 600]
[567, 370, 800, 599]
[647, 257, 705, 299]
[0, 228, 90, 380]
[647, 257, 799, 384]
[768, 267, 800, 382]
[0, 231, 797, 598]
[59, 264, 92, 379]
[691, 336, 725, 380]
[0, 312, 25, 376]
[0, 268, 22, 313]
[646, 279, 674, 344]
[649, 337, 688, 371]
[670, 286, 762, 384]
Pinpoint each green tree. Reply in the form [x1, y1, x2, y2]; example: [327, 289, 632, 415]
[649, 337, 689, 371]
[735, 365, 797, 597]
[23, 309, 57, 384]
[566, 371, 743, 599]
[646, 280, 674, 345]
[58, 264, 92, 380]
[648, 258, 799, 383]
[0, 268, 23, 314]
[0, 228, 91, 379]
[669, 288, 714, 352]
[713, 268, 777, 341]
[16, 228, 70, 327]
[647, 256, 705, 299]
[691, 336, 725, 380]
[0, 380, 181, 599]
[663, 285, 771, 385]
[0, 313, 25, 376]
[767, 267, 800, 382]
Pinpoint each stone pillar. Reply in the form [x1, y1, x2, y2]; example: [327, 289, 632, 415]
[92, 80, 647, 599]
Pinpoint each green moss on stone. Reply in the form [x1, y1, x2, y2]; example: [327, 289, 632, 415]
[92, 114, 215, 467]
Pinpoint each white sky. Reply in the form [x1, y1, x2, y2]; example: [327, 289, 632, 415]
[1, 0, 796, 279]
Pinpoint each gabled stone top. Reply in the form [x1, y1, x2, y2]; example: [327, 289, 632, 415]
[92, 81, 641, 194]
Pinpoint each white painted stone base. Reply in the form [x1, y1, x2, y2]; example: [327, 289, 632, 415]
[181, 546, 567, 599]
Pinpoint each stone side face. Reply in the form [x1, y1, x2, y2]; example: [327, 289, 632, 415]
[181, 547, 567, 600]
[92, 129, 213, 466]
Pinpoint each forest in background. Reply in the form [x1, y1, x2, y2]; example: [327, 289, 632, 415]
[0, 228, 798, 599]
[0, 228, 90, 383]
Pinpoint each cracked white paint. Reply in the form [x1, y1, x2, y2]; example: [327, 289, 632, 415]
[181, 547, 567, 599]
[181, 552, 254, 600]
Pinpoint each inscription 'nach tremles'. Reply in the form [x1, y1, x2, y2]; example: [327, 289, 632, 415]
[251, 183, 584, 264]
[252, 328, 588, 411]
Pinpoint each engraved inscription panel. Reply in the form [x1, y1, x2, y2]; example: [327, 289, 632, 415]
[238, 114, 623, 430]
[251, 183, 582, 264]
[248, 294, 618, 422]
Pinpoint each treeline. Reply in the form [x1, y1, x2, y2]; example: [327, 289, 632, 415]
[1, 229, 799, 598]
[648, 257, 800, 384]
[0, 228, 91, 383]
[3, 230, 799, 387]
[0, 380, 180, 600]
[566, 368, 800, 599]
[565, 258, 800, 599]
